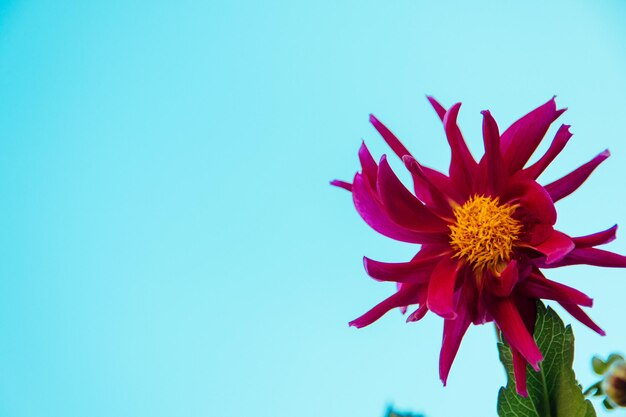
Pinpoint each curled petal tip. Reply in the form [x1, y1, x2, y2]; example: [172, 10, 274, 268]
[362, 256, 370, 273]
[330, 180, 352, 192]
[530, 358, 543, 372]
[561, 124, 572, 134]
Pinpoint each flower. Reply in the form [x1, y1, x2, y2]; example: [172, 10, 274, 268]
[331, 97, 626, 396]
[604, 360, 626, 407]
[603, 361, 626, 407]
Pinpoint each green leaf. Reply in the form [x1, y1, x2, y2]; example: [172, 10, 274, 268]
[606, 353, 625, 368]
[592, 356, 608, 376]
[582, 381, 603, 397]
[592, 353, 625, 376]
[497, 302, 597, 417]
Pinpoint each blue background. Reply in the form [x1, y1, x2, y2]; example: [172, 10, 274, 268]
[1, 1, 625, 416]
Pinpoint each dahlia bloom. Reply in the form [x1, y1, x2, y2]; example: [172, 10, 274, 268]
[332, 97, 626, 396]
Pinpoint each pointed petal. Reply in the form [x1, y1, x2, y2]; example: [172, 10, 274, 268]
[369, 114, 412, 159]
[427, 257, 462, 319]
[544, 149, 610, 202]
[511, 347, 529, 397]
[351, 173, 447, 244]
[475, 110, 505, 195]
[523, 124, 572, 180]
[377, 156, 450, 232]
[403, 155, 458, 217]
[426, 96, 446, 121]
[545, 247, 626, 268]
[330, 180, 352, 192]
[407, 304, 429, 322]
[518, 274, 593, 307]
[489, 297, 543, 370]
[443, 103, 477, 194]
[363, 251, 447, 283]
[501, 97, 564, 173]
[439, 280, 476, 385]
[349, 285, 421, 328]
[439, 312, 471, 385]
[572, 225, 617, 248]
[559, 303, 606, 336]
[358, 141, 378, 189]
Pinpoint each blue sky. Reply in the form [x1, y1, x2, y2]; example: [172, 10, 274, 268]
[1, 1, 626, 416]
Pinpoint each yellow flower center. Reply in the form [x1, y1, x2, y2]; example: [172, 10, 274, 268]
[449, 195, 521, 272]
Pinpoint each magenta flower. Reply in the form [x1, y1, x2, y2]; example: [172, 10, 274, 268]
[332, 97, 626, 396]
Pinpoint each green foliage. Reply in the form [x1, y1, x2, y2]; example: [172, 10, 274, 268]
[585, 352, 626, 410]
[497, 302, 596, 417]
[591, 353, 624, 376]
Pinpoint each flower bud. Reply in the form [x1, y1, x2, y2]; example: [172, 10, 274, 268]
[604, 360, 626, 407]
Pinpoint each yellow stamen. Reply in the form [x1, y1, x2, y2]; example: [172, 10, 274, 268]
[449, 195, 521, 272]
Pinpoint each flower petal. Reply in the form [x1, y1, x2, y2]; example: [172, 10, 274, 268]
[531, 230, 575, 264]
[377, 156, 450, 232]
[489, 297, 543, 370]
[403, 155, 459, 218]
[523, 124, 572, 180]
[443, 103, 477, 195]
[501, 97, 565, 173]
[352, 173, 446, 244]
[558, 302, 605, 336]
[518, 273, 593, 307]
[511, 347, 529, 397]
[438, 279, 476, 385]
[369, 114, 412, 159]
[572, 225, 617, 248]
[439, 312, 471, 385]
[544, 247, 626, 268]
[504, 179, 557, 226]
[427, 257, 463, 319]
[330, 180, 352, 192]
[485, 260, 519, 297]
[359, 141, 378, 189]
[544, 149, 610, 203]
[426, 95, 446, 121]
[474, 110, 505, 195]
[364, 250, 447, 283]
[406, 304, 429, 322]
[349, 284, 422, 328]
